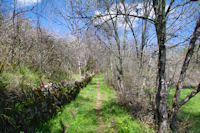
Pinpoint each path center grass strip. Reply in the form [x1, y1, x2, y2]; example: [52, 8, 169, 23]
[37, 74, 153, 133]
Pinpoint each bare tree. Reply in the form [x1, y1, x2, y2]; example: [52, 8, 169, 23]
[151, 0, 169, 131]
[170, 17, 200, 129]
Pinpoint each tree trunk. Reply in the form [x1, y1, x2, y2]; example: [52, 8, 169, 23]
[155, 34, 169, 133]
[153, 0, 169, 132]
[140, 3, 148, 69]
[78, 59, 81, 75]
[108, 2, 124, 93]
[10, 0, 16, 62]
[116, 43, 124, 92]
[140, 20, 147, 69]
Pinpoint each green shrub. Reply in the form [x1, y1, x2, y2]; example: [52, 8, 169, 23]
[0, 65, 46, 90]
[51, 67, 71, 82]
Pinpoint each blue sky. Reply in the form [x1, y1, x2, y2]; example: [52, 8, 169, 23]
[1, 0, 199, 49]
[1, 0, 70, 36]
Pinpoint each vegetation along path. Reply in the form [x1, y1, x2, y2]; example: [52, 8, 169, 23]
[37, 74, 152, 133]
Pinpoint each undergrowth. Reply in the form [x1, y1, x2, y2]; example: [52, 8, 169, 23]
[0, 65, 46, 90]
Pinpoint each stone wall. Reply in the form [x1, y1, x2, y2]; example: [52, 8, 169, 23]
[0, 74, 94, 133]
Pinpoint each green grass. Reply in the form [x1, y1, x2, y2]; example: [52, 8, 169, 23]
[36, 76, 98, 133]
[71, 74, 84, 80]
[168, 88, 200, 132]
[0, 65, 46, 90]
[37, 74, 153, 133]
[98, 74, 153, 133]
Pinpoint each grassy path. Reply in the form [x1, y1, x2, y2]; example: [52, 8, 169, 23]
[96, 78, 104, 133]
[37, 74, 152, 133]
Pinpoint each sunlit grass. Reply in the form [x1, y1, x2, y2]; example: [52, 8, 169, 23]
[71, 74, 84, 80]
[97, 74, 153, 133]
[0, 65, 46, 90]
[36, 76, 98, 133]
[37, 74, 153, 133]
[168, 88, 200, 132]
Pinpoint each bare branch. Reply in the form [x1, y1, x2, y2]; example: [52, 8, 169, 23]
[178, 83, 200, 107]
[165, 0, 175, 16]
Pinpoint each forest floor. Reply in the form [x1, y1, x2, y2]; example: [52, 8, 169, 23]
[36, 74, 152, 133]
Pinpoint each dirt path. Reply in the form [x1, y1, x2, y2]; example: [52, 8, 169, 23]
[96, 79, 104, 133]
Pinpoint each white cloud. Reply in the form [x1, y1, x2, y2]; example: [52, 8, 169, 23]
[17, 0, 41, 7]
[94, 2, 155, 29]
